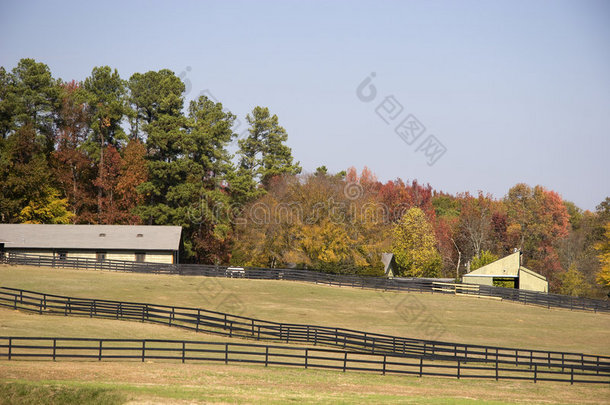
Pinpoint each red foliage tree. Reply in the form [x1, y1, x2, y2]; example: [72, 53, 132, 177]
[53, 81, 97, 223]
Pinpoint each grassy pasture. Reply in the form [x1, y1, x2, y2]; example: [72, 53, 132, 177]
[0, 264, 609, 404]
[2, 361, 610, 404]
[1, 265, 608, 355]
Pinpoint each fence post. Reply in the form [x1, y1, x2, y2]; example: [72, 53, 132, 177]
[141, 341, 145, 362]
[382, 355, 386, 375]
[343, 352, 348, 372]
[265, 346, 269, 367]
[534, 364, 537, 383]
[39, 298, 43, 315]
[98, 340, 102, 361]
[419, 357, 423, 377]
[314, 329, 317, 346]
[305, 349, 308, 369]
[225, 343, 229, 364]
[8, 338, 11, 360]
[182, 342, 185, 364]
[597, 357, 600, 375]
[457, 360, 460, 379]
[229, 321, 233, 338]
[570, 366, 574, 385]
[53, 338, 56, 361]
[495, 359, 498, 381]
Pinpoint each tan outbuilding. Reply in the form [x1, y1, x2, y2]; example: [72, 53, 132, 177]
[461, 251, 548, 292]
[0, 224, 182, 264]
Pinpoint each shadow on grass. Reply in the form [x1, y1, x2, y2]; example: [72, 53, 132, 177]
[0, 382, 126, 405]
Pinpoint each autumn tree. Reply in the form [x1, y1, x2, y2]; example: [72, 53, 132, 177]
[391, 207, 442, 277]
[470, 250, 499, 270]
[83, 66, 128, 218]
[232, 170, 389, 274]
[504, 184, 570, 290]
[94, 145, 123, 223]
[455, 192, 496, 261]
[558, 264, 589, 297]
[377, 179, 436, 223]
[595, 222, 610, 290]
[53, 81, 96, 222]
[115, 139, 147, 224]
[18, 187, 73, 224]
[0, 124, 59, 222]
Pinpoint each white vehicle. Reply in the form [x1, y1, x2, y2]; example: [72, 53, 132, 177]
[225, 267, 245, 278]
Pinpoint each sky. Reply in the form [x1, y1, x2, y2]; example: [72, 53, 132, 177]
[1, 0, 609, 210]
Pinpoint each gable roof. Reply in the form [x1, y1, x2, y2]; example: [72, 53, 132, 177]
[0, 224, 182, 251]
[466, 251, 521, 276]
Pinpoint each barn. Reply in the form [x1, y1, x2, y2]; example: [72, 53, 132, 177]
[461, 251, 548, 292]
[0, 224, 182, 264]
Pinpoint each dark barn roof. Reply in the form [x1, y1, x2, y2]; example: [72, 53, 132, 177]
[0, 224, 182, 251]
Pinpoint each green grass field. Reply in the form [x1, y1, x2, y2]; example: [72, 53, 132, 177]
[1, 264, 609, 404]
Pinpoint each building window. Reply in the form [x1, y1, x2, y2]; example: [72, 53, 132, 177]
[135, 252, 146, 263]
[57, 251, 67, 261]
[96, 252, 106, 261]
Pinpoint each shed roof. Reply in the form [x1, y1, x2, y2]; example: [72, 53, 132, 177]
[0, 224, 182, 251]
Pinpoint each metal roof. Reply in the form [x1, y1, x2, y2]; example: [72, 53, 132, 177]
[0, 224, 182, 251]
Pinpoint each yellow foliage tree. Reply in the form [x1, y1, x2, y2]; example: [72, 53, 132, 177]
[18, 186, 74, 224]
[559, 264, 588, 297]
[595, 222, 610, 288]
[392, 207, 442, 277]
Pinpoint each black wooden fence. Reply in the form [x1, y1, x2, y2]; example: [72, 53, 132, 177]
[1, 336, 608, 384]
[2, 286, 609, 376]
[2, 252, 609, 313]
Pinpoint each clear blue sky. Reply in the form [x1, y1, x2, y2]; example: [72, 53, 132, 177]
[1, 0, 609, 210]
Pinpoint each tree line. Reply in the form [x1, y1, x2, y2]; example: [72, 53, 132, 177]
[1, 58, 608, 297]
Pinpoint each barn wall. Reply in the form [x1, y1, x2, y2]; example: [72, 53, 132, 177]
[6, 249, 174, 264]
[518, 267, 548, 292]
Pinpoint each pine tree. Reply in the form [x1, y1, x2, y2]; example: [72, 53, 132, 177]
[237, 106, 301, 190]
[137, 95, 236, 262]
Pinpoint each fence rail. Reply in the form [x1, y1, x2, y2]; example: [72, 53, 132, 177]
[2, 252, 608, 313]
[2, 286, 609, 375]
[0, 336, 608, 385]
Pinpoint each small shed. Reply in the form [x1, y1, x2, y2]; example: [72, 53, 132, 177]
[381, 252, 398, 278]
[461, 251, 548, 292]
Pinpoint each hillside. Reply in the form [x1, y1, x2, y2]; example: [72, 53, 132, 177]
[1, 265, 608, 355]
